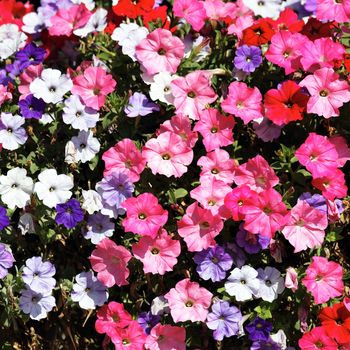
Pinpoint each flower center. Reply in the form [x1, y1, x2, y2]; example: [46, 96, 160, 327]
[211, 257, 219, 264]
[283, 50, 291, 58]
[315, 341, 324, 348]
[49, 186, 55, 192]
[246, 56, 251, 62]
[210, 127, 218, 134]
[11, 183, 17, 188]
[240, 279, 246, 284]
[158, 48, 166, 55]
[122, 339, 130, 345]
[187, 91, 196, 98]
[7, 128, 13, 133]
[238, 200, 243, 206]
[185, 300, 193, 307]
[319, 89, 328, 97]
[265, 279, 272, 286]
[76, 111, 82, 118]
[138, 213, 146, 220]
[80, 143, 86, 149]
[49, 86, 56, 92]
[200, 221, 210, 229]
[211, 168, 219, 174]
[236, 101, 244, 109]
[93, 88, 101, 95]
[162, 153, 171, 160]
[151, 247, 160, 255]
[263, 206, 272, 215]
[208, 199, 216, 206]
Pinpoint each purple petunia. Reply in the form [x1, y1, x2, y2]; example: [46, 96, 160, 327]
[0, 206, 10, 230]
[236, 224, 270, 254]
[250, 338, 281, 350]
[137, 311, 160, 334]
[234, 45, 262, 73]
[55, 199, 84, 229]
[194, 245, 233, 282]
[206, 300, 242, 341]
[246, 317, 273, 342]
[0, 243, 15, 279]
[18, 94, 46, 120]
[15, 43, 46, 71]
[124, 92, 160, 117]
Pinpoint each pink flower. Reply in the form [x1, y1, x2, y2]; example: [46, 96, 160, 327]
[197, 149, 236, 185]
[132, 229, 181, 275]
[145, 323, 186, 350]
[177, 202, 224, 252]
[142, 131, 193, 178]
[48, 4, 91, 37]
[164, 278, 213, 322]
[302, 256, 344, 304]
[233, 155, 279, 193]
[312, 169, 348, 200]
[193, 108, 235, 152]
[282, 200, 328, 253]
[299, 67, 350, 118]
[299, 326, 338, 350]
[71, 66, 116, 110]
[18, 64, 43, 99]
[329, 135, 350, 168]
[241, 188, 287, 238]
[227, 14, 254, 38]
[135, 28, 185, 76]
[111, 320, 147, 350]
[221, 81, 263, 124]
[0, 85, 11, 106]
[316, 0, 350, 23]
[285, 267, 298, 292]
[122, 193, 168, 238]
[171, 70, 217, 120]
[295, 133, 339, 178]
[102, 139, 146, 183]
[173, 0, 207, 31]
[90, 238, 132, 287]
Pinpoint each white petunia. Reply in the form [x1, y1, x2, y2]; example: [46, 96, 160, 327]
[18, 212, 36, 235]
[256, 266, 285, 302]
[81, 190, 103, 214]
[0, 24, 27, 60]
[71, 130, 100, 163]
[0, 168, 34, 209]
[22, 12, 46, 34]
[73, 8, 107, 37]
[30, 68, 73, 104]
[34, 169, 74, 208]
[65, 141, 78, 164]
[83, 212, 115, 244]
[70, 0, 95, 10]
[149, 72, 176, 105]
[0, 113, 28, 150]
[270, 330, 288, 350]
[242, 0, 282, 19]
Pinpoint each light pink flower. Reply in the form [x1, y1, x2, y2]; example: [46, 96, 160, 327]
[227, 14, 254, 38]
[18, 64, 43, 99]
[285, 267, 298, 292]
[177, 202, 224, 252]
[0, 85, 11, 106]
[221, 81, 263, 124]
[145, 323, 186, 350]
[89, 238, 132, 287]
[302, 256, 344, 304]
[132, 229, 181, 275]
[329, 135, 350, 168]
[122, 193, 168, 238]
[71, 66, 116, 110]
[282, 200, 328, 253]
[164, 278, 213, 322]
[142, 131, 193, 178]
[299, 67, 350, 119]
[135, 28, 184, 76]
[173, 0, 207, 31]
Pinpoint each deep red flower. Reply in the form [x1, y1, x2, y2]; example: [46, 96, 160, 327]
[242, 19, 274, 46]
[0, 0, 33, 28]
[142, 5, 171, 30]
[301, 18, 337, 41]
[268, 8, 304, 33]
[104, 10, 123, 35]
[112, 0, 154, 19]
[264, 80, 309, 126]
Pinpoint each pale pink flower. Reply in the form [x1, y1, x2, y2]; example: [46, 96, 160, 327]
[135, 28, 185, 76]
[316, 0, 350, 23]
[177, 202, 224, 252]
[18, 64, 43, 99]
[299, 67, 350, 119]
[282, 200, 328, 253]
[171, 70, 217, 120]
[102, 138, 146, 183]
[145, 323, 186, 350]
[329, 135, 350, 168]
[312, 169, 348, 200]
[122, 192, 168, 238]
[193, 108, 235, 152]
[227, 14, 254, 38]
[132, 229, 181, 275]
[285, 267, 298, 292]
[0, 85, 11, 106]
[71, 66, 116, 110]
[164, 278, 213, 322]
[142, 131, 193, 178]
[203, 0, 237, 20]
[302, 256, 344, 304]
[221, 81, 263, 124]
[89, 238, 132, 287]
[173, 0, 207, 31]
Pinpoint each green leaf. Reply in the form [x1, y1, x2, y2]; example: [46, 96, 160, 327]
[174, 188, 188, 199]
[254, 305, 272, 319]
[326, 231, 344, 242]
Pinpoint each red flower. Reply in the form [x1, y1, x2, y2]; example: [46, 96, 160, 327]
[0, 0, 33, 28]
[112, 0, 154, 19]
[319, 302, 350, 345]
[264, 80, 309, 126]
[142, 6, 171, 30]
[268, 8, 304, 33]
[301, 18, 337, 41]
[242, 19, 274, 46]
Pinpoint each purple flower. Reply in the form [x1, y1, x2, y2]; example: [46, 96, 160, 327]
[194, 246, 233, 282]
[253, 118, 282, 142]
[299, 193, 327, 212]
[246, 317, 273, 342]
[19, 287, 55, 320]
[22, 256, 56, 293]
[236, 225, 270, 254]
[0, 69, 13, 86]
[124, 92, 160, 117]
[0, 243, 15, 279]
[5, 61, 23, 79]
[84, 213, 115, 245]
[224, 242, 246, 268]
[250, 338, 281, 350]
[55, 199, 84, 229]
[304, 0, 317, 13]
[15, 43, 46, 71]
[0, 206, 10, 230]
[18, 94, 46, 120]
[137, 311, 160, 334]
[206, 300, 242, 341]
[234, 45, 262, 73]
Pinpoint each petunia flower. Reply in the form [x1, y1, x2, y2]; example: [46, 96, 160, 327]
[0, 112, 28, 150]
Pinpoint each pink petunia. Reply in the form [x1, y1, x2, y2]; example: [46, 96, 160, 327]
[132, 229, 181, 275]
[171, 70, 217, 120]
[145, 323, 186, 350]
[312, 169, 348, 200]
[173, 0, 207, 32]
[122, 193, 168, 238]
[285, 267, 298, 292]
[111, 320, 147, 350]
[164, 278, 213, 322]
[299, 67, 350, 119]
[142, 131, 193, 178]
[221, 81, 263, 124]
[298, 326, 338, 350]
[302, 256, 344, 304]
[193, 108, 235, 152]
[315, 0, 350, 23]
[71, 66, 116, 110]
[329, 135, 350, 168]
[135, 28, 185, 76]
[90, 238, 132, 288]
[102, 138, 146, 183]
[282, 200, 328, 253]
[18, 64, 43, 99]
[177, 202, 224, 252]
[0, 85, 12, 106]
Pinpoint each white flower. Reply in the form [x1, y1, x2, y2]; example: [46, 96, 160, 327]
[224, 265, 260, 302]
[18, 213, 36, 235]
[22, 12, 45, 34]
[39, 113, 54, 125]
[111, 22, 148, 61]
[71, 130, 100, 163]
[270, 330, 287, 350]
[83, 212, 114, 244]
[65, 141, 78, 164]
[256, 266, 285, 302]
[184, 35, 210, 62]
[82, 190, 103, 214]
[0, 113, 28, 151]
[70, 0, 95, 10]
[150, 296, 170, 316]
[242, 0, 282, 19]
[149, 72, 176, 105]
[34, 169, 73, 208]
[0, 168, 34, 209]
[73, 8, 107, 37]
[63, 95, 99, 131]
[0, 24, 27, 60]
[30, 68, 73, 104]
